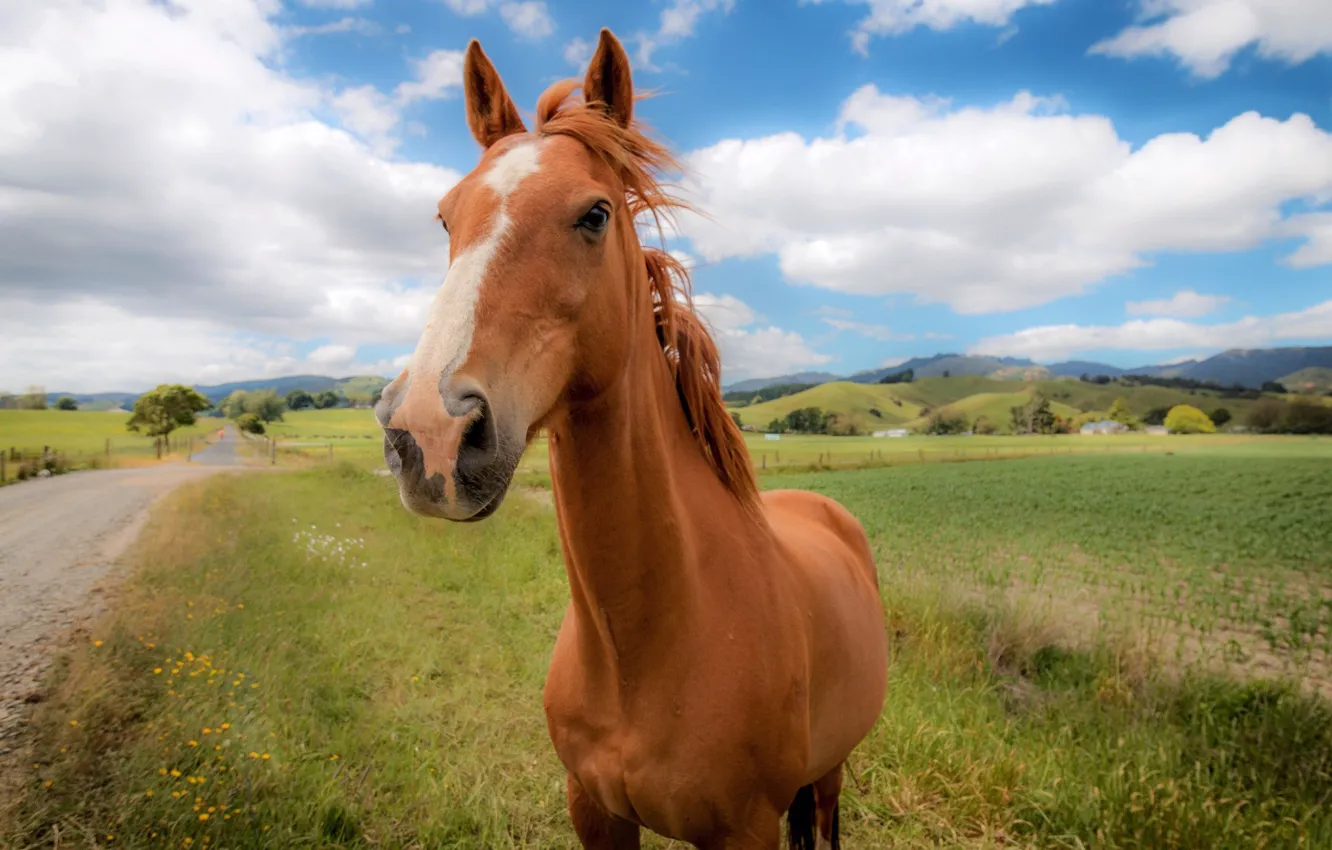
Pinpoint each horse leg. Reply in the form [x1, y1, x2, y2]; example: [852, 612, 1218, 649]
[812, 764, 843, 850]
[567, 774, 641, 849]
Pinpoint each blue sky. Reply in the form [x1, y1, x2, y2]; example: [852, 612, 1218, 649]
[1, 0, 1330, 391]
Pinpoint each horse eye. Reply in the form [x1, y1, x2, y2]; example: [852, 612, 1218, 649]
[576, 202, 611, 233]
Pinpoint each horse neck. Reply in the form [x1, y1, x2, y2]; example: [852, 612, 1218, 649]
[546, 270, 757, 678]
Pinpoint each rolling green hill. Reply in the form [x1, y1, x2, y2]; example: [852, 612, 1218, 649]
[1280, 367, 1332, 394]
[730, 376, 1269, 434]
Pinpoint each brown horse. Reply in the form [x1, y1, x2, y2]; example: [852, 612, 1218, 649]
[375, 28, 888, 849]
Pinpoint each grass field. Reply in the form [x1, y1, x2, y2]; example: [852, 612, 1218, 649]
[5, 441, 1332, 848]
[0, 410, 217, 482]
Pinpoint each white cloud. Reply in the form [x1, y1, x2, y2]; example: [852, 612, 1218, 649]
[286, 16, 379, 37]
[0, 299, 409, 393]
[821, 318, 906, 341]
[678, 85, 1332, 315]
[808, 0, 1060, 54]
[692, 294, 833, 381]
[394, 49, 466, 103]
[634, 0, 735, 70]
[0, 0, 460, 390]
[307, 343, 358, 366]
[439, 0, 555, 39]
[969, 299, 1332, 361]
[563, 36, 593, 68]
[299, 0, 372, 8]
[1126, 289, 1231, 318]
[1282, 212, 1332, 268]
[1090, 0, 1332, 79]
[499, 1, 554, 39]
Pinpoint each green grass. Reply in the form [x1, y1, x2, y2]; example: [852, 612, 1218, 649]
[0, 410, 215, 481]
[7, 446, 1332, 848]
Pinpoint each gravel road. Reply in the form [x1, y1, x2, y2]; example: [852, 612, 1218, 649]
[0, 428, 246, 748]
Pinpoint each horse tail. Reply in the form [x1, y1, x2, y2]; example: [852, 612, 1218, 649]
[786, 784, 816, 850]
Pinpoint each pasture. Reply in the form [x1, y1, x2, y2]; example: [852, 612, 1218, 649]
[0, 410, 216, 482]
[5, 441, 1332, 848]
[262, 407, 1322, 478]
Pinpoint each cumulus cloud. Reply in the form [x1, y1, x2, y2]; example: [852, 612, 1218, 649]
[677, 85, 1332, 315]
[1090, 0, 1332, 79]
[0, 0, 461, 390]
[821, 318, 907, 341]
[563, 35, 594, 68]
[969, 299, 1332, 362]
[633, 0, 735, 71]
[440, 0, 555, 39]
[1126, 289, 1231, 318]
[693, 294, 833, 381]
[299, 0, 372, 8]
[808, 0, 1060, 54]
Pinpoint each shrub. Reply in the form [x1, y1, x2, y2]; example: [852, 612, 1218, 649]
[236, 413, 266, 435]
[1164, 405, 1215, 434]
[925, 412, 969, 435]
[972, 416, 997, 435]
[1210, 407, 1232, 428]
[55, 396, 79, 411]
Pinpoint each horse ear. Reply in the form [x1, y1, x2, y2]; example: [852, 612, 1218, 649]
[463, 40, 526, 149]
[583, 28, 633, 128]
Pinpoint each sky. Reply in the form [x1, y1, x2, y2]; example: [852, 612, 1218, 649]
[2, 0, 1331, 393]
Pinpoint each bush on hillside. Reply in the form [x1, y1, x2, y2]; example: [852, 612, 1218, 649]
[236, 413, 266, 435]
[1210, 407, 1232, 428]
[1165, 405, 1215, 434]
[924, 412, 969, 435]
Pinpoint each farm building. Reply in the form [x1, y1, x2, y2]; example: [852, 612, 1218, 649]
[1079, 420, 1127, 435]
[872, 428, 910, 438]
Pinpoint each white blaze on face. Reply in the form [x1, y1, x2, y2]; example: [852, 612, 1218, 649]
[410, 140, 545, 393]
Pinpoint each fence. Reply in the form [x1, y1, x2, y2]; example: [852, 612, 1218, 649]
[0, 433, 214, 485]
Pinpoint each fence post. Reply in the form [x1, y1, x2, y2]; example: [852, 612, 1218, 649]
[1, 453, 5, 483]
[105, 437, 110, 457]
[155, 438, 162, 460]
[328, 443, 333, 462]
[187, 437, 193, 462]
[270, 438, 276, 465]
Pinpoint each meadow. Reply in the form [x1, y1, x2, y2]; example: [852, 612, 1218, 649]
[0, 410, 217, 482]
[4, 437, 1332, 848]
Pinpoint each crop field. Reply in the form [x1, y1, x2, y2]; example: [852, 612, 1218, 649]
[0, 410, 216, 481]
[262, 408, 1325, 478]
[5, 442, 1332, 848]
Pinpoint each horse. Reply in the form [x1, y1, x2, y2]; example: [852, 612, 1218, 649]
[374, 28, 888, 849]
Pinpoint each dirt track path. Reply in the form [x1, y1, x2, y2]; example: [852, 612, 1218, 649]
[0, 428, 248, 749]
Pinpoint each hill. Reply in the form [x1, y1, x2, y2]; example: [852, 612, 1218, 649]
[1171, 347, 1332, 388]
[722, 371, 845, 394]
[1281, 367, 1332, 394]
[847, 354, 1039, 383]
[730, 375, 1271, 435]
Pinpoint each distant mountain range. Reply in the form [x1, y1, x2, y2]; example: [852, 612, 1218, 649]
[724, 346, 1332, 393]
[44, 374, 391, 410]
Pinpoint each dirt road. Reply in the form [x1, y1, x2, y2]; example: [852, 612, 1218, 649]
[0, 430, 246, 748]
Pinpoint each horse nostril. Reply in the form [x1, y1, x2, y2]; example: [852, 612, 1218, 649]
[457, 398, 497, 478]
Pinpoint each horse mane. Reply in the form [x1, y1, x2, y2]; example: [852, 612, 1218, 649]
[534, 80, 760, 512]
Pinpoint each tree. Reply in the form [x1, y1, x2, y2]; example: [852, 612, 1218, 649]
[248, 389, 286, 423]
[730, 412, 743, 429]
[1282, 400, 1332, 435]
[1261, 381, 1288, 394]
[314, 390, 342, 409]
[1164, 404, 1215, 434]
[1108, 397, 1141, 431]
[1209, 407, 1232, 428]
[55, 396, 79, 411]
[1246, 398, 1285, 433]
[285, 389, 314, 410]
[1143, 406, 1171, 427]
[972, 416, 997, 435]
[941, 370, 951, 379]
[766, 418, 785, 434]
[126, 384, 212, 438]
[19, 385, 47, 410]
[924, 412, 968, 435]
[877, 368, 913, 385]
[219, 390, 249, 419]
[1010, 393, 1057, 434]
[235, 412, 266, 435]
